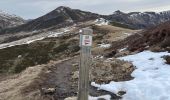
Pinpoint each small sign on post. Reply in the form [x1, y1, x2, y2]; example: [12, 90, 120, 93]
[82, 35, 92, 46]
[78, 28, 93, 100]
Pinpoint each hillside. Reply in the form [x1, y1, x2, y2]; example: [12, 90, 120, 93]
[0, 23, 138, 100]
[0, 6, 170, 100]
[107, 10, 170, 29]
[127, 21, 170, 52]
[0, 6, 100, 34]
[0, 10, 25, 30]
[0, 18, 170, 100]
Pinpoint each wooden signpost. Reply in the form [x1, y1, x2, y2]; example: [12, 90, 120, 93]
[78, 28, 93, 100]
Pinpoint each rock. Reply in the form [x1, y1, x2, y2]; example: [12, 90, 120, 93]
[64, 97, 77, 100]
[104, 50, 116, 58]
[164, 56, 170, 64]
[97, 98, 107, 100]
[161, 36, 170, 48]
[150, 46, 164, 52]
[149, 58, 154, 60]
[41, 88, 56, 95]
[18, 55, 22, 58]
[165, 47, 170, 52]
[91, 58, 135, 83]
[72, 63, 79, 67]
[130, 51, 140, 55]
[45, 70, 52, 74]
[122, 63, 133, 69]
[72, 71, 79, 79]
[115, 51, 130, 57]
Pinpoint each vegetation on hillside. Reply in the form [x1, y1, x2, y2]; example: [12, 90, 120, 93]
[109, 21, 134, 30]
[0, 34, 80, 73]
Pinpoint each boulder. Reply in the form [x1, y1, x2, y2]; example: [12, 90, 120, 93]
[164, 56, 170, 64]
[40, 88, 56, 95]
[72, 71, 79, 79]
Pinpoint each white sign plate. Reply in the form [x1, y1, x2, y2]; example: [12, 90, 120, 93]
[82, 35, 92, 46]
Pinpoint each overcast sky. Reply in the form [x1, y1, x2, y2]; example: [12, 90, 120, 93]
[1, 0, 170, 19]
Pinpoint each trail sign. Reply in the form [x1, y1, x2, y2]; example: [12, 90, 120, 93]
[82, 35, 92, 46]
[78, 28, 93, 100]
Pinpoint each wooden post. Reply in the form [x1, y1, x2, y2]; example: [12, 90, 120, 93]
[78, 28, 93, 100]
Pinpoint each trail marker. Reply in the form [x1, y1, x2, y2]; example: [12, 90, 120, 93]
[78, 28, 93, 100]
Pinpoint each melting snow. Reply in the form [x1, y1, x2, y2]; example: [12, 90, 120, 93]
[119, 47, 127, 52]
[47, 32, 63, 38]
[92, 50, 170, 100]
[48, 28, 70, 38]
[98, 43, 111, 48]
[0, 27, 71, 49]
[89, 95, 111, 100]
[95, 18, 109, 26]
[26, 37, 45, 44]
[124, 33, 132, 36]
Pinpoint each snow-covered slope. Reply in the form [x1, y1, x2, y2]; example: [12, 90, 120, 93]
[92, 50, 170, 100]
[0, 10, 25, 30]
[95, 18, 109, 26]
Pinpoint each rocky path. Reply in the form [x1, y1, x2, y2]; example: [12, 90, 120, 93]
[40, 57, 120, 100]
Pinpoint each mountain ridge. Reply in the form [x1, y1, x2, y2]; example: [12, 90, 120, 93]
[0, 10, 25, 30]
[1, 6, 170, 34]
[0, 6, 100, 34]
[107, 10, 170, 29]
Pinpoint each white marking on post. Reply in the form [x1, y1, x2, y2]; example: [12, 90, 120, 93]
[82, 35, 92, 46]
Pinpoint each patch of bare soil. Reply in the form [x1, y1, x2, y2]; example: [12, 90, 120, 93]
[90, 58, 135, 84]
[29, 57, 121, 100]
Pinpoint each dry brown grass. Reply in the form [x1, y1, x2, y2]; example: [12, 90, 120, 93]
[0, 23, 139, 100]
[92, 25, 139, 56]
[90, 58, 135, 84]
[0, 66, 43, 100]
[93, 25, 138, 43]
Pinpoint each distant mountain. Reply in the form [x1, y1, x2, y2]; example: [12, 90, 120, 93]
[1, 6, 170, 35]
[0, 10, 25, 30]
[107, 10, 170, 29]
[0, 6, 100, 34]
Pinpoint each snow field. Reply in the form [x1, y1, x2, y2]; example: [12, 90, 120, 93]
[92, 51, 170, 100]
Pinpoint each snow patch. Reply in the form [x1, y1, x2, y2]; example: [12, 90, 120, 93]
[48, 28, 70, 38]
[47, 32, 64, 38]
[119, 47, 127, 52]
[94, 55, 104, 59]
[95, 18, 109, 26]
[0, 27, 71, 49]
[26, 37, 45, 44]
[89, 95, 111, 100]
[124, 33, 132, 36]
[98, 43, 111, 48]
[92, 51, 170, 100]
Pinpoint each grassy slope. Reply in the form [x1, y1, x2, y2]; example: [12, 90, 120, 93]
[0, 24, 137, 74]
[0, 34, 80, 73]
[109, 21, 135, 30]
